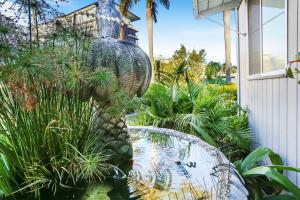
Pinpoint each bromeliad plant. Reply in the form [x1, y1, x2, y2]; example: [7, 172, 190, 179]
[234, 146, 300, 200]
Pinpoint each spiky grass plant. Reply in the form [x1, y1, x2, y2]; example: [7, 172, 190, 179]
[0, 82, 112, 198]
[0, 21, 136, 198]
[0, 46, 125, 198]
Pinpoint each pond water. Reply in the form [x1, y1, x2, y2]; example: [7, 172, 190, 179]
[123, 128, 219, 200]
[6, 127, 232, 200]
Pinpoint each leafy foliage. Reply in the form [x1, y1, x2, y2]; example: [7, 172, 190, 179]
[285, 54, 300, 85]
[235, 147, 300, 200]
[119, 0, 170, 23]
[135, 78, 251, 160]
[0, 83, 111, 198]
[205, 61, 222, 81]
[0, 28, 134, 198]
[155, 45, 207, 83]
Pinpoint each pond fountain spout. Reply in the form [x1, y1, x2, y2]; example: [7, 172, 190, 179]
[87, 0, 152, 163]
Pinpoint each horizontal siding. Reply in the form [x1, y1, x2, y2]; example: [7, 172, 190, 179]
[238, 0, 300, 185]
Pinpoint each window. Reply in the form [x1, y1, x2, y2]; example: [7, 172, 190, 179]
[248, 0, 287, 75]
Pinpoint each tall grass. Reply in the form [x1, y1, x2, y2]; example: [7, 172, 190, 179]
[0, 21, 133, 198]
[0, 82, 111, 198]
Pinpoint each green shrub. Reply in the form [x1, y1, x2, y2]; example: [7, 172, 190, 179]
[0, 40, 133, 198]
[0, 83, 110, 198]
[235, 146, 300, 200]
[136, 82, 251, 160]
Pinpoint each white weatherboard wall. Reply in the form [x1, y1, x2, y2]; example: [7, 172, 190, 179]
[238, 0, 300, 185]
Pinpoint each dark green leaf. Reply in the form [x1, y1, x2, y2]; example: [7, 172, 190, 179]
[269, 152, 283, 166]
[267, 165, 300, 173]
[263, 194, 296, 200]
[240, 147, 271, 172]
[243, 166, 300, 198]
[191, 122, 216, 146]
[286, 67, 294, 79]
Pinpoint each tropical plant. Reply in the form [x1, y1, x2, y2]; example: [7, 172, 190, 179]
[136, 77, 251, 160]
[234, 146, 300, 200]
[0, 33, 133, 198]
[119, 0, 171, 78]
[0, 83, 111, 198]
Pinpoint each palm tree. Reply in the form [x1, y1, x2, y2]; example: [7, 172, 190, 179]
[119, 0, 170, 81]
[223, 10, 232, 83]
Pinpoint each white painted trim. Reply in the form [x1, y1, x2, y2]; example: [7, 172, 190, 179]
[236, 7, 242, 105]
[248, 0, 288, 76]
[248, 69, 286, 80]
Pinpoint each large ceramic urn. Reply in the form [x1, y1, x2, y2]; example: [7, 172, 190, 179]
[87, 0, 152, 163]
[88, 0, 152, 97]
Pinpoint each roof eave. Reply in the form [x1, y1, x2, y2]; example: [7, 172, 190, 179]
[193, 0, 242, 18]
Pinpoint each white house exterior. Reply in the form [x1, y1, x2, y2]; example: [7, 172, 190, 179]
[238, 0, 300, 186]
[193, 0, 300, 185]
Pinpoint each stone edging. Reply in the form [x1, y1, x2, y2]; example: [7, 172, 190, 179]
[128, 126, 249, 200]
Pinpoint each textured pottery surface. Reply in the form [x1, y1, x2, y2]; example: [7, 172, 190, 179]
[88, 0, 152, 97]
[87, 0, 151, 162]
[92, 109, 133, 162]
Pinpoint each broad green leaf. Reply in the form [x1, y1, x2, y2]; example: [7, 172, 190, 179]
[263, 194, 296, 200]
[269, 152, 283, 166]
[241, 147, 271, 172]
[267, 165, 300, 173]
[243, 166, 300, 198]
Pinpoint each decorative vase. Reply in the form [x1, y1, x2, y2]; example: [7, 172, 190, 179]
[87, 0, 152, 162]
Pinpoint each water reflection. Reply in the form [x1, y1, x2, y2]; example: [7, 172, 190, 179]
[5, 129, 223, 200]
[126, 130, 218, 200]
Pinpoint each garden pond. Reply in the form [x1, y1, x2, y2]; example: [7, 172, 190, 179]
[5, 126, 245, 200]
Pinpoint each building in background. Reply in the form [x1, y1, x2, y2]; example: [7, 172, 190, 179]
[40, 1, 140, 44]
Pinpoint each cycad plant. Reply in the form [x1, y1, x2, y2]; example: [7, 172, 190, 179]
[174, 84, 251, 160]
[138, 72, 251, 160]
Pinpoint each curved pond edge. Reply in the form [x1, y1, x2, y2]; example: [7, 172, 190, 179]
[128, 126, 249, 200]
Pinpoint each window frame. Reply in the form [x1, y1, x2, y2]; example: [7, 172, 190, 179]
[247, 0, 288, 80]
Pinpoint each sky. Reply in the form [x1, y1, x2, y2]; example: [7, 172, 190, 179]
[1, 0, 238, 65]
